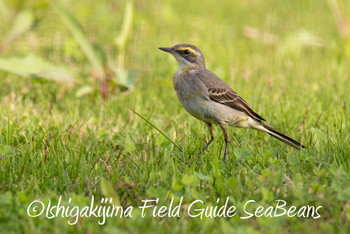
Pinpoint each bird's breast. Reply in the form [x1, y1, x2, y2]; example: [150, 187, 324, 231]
[172, 72, 213, 122]
[173, 71, 204, 102]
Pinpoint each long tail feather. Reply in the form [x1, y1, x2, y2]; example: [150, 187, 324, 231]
[260, 123, 305, 150]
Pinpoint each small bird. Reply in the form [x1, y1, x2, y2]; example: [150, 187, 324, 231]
[159, 44, 305, 161]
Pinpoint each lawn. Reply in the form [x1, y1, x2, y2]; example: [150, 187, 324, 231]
[1, 0, 350, 233]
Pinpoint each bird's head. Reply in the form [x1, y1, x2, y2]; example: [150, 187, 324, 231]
[159, 44, 205, 70]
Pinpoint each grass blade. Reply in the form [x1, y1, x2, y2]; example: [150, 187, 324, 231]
[128, 107, 182, 151]
[115, 0, 133, 50]
[1, 10, 34, 54]
[100, 178, 120, 206]
[0, 54, 75, 82]
[51, 3, 105, 80]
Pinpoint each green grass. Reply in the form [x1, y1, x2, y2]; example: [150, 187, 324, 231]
[1, 0, 350, 233]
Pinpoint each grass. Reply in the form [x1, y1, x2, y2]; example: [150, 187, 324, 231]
[1, 0, 350, 233]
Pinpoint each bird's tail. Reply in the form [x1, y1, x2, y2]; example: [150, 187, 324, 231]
[252, 122, 305, 150]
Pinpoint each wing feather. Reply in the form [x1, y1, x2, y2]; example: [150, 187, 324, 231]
[198, 70, 266, 122]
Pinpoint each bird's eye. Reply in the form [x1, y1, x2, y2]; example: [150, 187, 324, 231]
[183, 49, 190, 55]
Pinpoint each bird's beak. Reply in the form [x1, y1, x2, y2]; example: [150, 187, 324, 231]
[159, 47, 173, 53]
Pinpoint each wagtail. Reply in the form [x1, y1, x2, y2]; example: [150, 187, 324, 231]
[159, 44, 305, 161]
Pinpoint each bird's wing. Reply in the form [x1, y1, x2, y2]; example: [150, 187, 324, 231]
[198, 70, 265, 122]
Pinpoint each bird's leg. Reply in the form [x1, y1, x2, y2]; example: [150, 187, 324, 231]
[196, 123, 214, 160]
[220, 124, 230, 162]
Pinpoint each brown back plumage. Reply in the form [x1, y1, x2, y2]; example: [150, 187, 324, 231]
[198, 69, 266, 122]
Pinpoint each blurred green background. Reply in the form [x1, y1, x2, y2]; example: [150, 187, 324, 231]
[1, 0, 350, 233]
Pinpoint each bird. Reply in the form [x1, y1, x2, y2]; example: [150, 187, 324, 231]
[159, 43, 305, 161]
